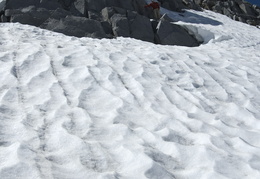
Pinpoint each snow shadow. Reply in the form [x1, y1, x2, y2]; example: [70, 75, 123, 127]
[161, 8, 222, 26]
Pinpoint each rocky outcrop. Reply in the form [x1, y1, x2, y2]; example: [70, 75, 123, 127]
[1, 0, 258, 45]
[0, 0, 201, 46]
[194, 0, 260, 26]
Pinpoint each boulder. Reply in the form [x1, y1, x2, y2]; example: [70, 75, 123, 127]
[101, 7, 116, 22]
[101, 7, 126, 23]
[9, 7, 51, 26]
[70, 0, 87, 16]
[128, 12, 154, 42]
[238, 16, 246, 23]
[202, 0, 215, 10]
[0, 0, 6, 12]
[43, 15, 108, 38]
[239, 3, 256, 16]
[102, 7, 154, 42]
[88, 10, 102, 20]
[212, 4, 223, 14]
[6, 0, 61, 10]
[57, 0, 85, 16]
[110, 14, 130, 37]
[132, 0, 147, 15]
[156, 18, 200, 47]
[193, 0, 202, 5]
[223, 7, 233, 18]
[229, 1, 242, 14]
[40, 8, 72, 28]
[101, 21, 113, 36]
[118, 0, 135, 11]
[5, 0, 39, 9]
[182, 0, 202, 11]
[46, 7, 71, 20]
[1, 15, 7, 22]
[159, 0, 186, 12]
[58, 0, 74, 10]
[86, 0, 117, 12]
[5, 8, 19, 17]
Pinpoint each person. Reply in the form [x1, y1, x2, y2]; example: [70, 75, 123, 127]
[144, 1, 161, 20]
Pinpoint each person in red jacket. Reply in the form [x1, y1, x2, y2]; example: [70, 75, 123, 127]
[145, 1, 161, 20]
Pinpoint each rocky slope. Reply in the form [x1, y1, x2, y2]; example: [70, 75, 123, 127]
[193, 0, 260, 26]
[0, 0, 259, 45]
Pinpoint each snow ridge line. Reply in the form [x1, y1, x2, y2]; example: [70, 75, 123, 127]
[7, 29, 55, 178]
[49, 59, 72, 106]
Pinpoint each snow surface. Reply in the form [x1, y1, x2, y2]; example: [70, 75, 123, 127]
[0, 8, 260, 179]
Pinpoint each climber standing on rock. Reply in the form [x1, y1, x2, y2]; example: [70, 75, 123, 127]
[145, 1, 161, 20]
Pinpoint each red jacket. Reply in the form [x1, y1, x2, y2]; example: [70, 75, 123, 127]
[145, 2, 160, 9]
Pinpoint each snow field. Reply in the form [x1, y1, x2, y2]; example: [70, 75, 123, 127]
[0, 9, 260, 179]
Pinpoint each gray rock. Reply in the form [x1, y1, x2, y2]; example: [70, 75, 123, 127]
[111, 14, 130, 37]
[58, 0, 74, 10]
[202, 0, 215, 10]
[71, 0, 86, 16]
[238, 16, 246, 23]
[88, 10, 101, 20]
[233, 14, 239, 21]
[39, 0, 62, 10]
[40, 8, 72, 28]
[46, 7, 71, 20]
[5, 0, 38, 9]
[193, 0, 202, 5]
[159, 0, 186, 12]
[85, 0, 137, 12]
[101, 21, 113, 36]
[132, 0, 147, 15]
[57, 0, 85, 16]
[229, 1, 242, 14]
[212, 4, 223, 14]
[6, 0, 61, 10]
[182, 0, 202, 11]
[10, 13, 38, 25]
[101, 7, 126, 23]
[118, 0, 134, 11]
[44, 15, 108, 38]
[101, 7, 116, 22]
[156, 19, 199, 46]
[239, 3, 256, 16]
[102, 7, 154, 42]
[246, 19, 257, 25]
[10, 8, 51, 26]
[223, 7, 233, 18]
[5, 8, 20, 17]
[129, 13, 154, 42]
[86, 0, 118, 12]
[0, 0, 6, 11]
[1, 14, 8, 22]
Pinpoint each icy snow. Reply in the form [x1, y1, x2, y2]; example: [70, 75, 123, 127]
[0, 8, 260, 179]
